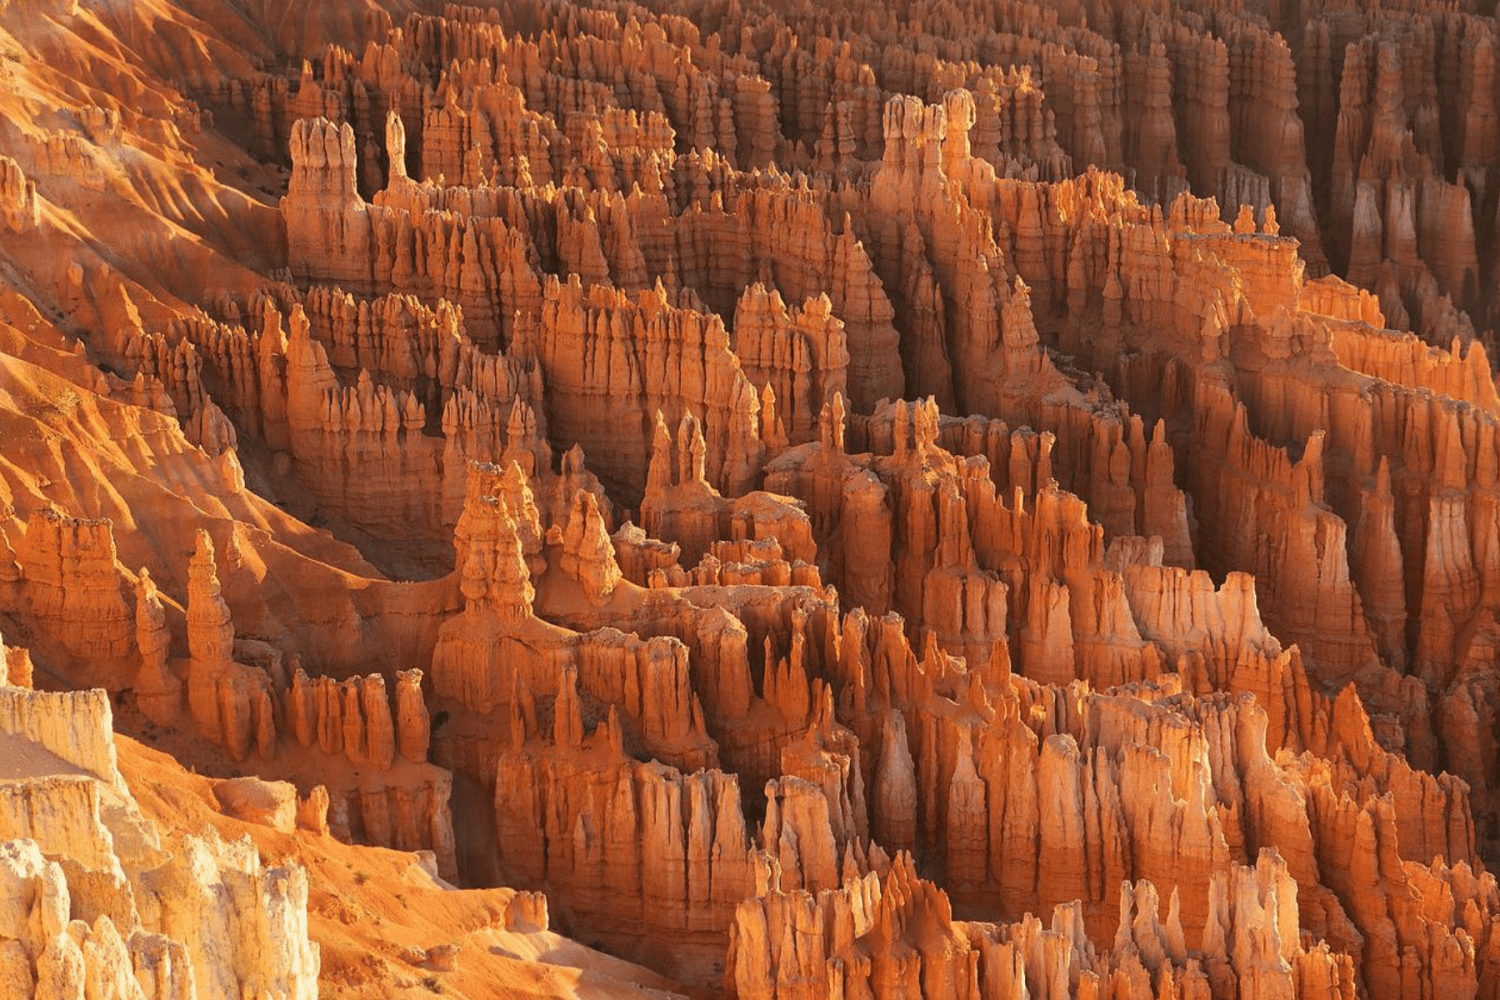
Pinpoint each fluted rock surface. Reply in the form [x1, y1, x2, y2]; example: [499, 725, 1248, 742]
[0, 683, 320, 1000]
[6, 1, 1500, 998]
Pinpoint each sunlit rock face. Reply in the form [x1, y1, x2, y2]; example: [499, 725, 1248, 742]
[1, 0, 1499, 998]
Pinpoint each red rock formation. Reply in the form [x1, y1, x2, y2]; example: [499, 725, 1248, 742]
[733, 285, 850, 446]
[183, 531, 277, 762]
[284, 118, 373, 292]
[494, 722, 759, 963]
[11, 509, 133, 688]
[0, 156, 39, 233]
[9, 2, 1500, 998]
[132, 569, 181, 726]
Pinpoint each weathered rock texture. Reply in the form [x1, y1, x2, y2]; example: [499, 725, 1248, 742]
[5, 0, 1500, 999]
[0, 682, 320, 1000]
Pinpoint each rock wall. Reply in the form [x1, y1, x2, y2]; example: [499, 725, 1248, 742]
[0, 683, 320, 1000]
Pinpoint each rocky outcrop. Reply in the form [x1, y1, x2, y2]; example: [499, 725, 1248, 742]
[0, 682, 319, 1000]
[0, 686, 123, 792]
[0, 156, 39, 233]
[534, 277, 767, 502]
[132, 570, 181, 727]
[395, 668, 429, 764]
[11, 509, 133, 688]
[494, 724, 759, 961]
[3, 639, 31, 690]
[184, 531, 275, 762]
[278, 665, 456, 876]
[728, 848, 1355, 1000]
[213, 776, 297, 833]
[732, 285, 850, 446]
[433, 468, 719, 773]
[284, 118, 373, 292]
[14, 2, 1500, 999]
[281, 303, 439, 536]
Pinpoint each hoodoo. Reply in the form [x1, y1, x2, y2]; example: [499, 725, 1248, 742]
[0, 0, 1497, 997]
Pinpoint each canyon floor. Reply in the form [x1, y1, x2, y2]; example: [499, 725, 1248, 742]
[1, 0, 1499, 997]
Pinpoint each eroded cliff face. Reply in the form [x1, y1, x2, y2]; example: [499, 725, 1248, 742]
[0, 681, 321, 1000]
[5, 0, 1500, 998]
